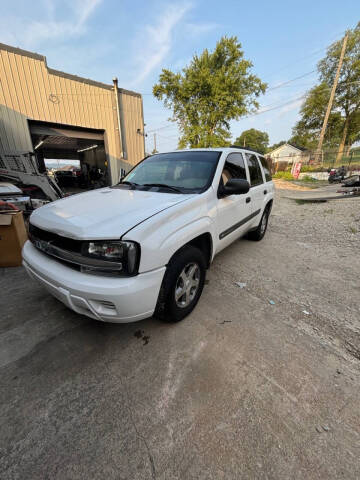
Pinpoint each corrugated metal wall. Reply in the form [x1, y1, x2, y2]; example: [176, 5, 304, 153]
[0, 43, 144, 182]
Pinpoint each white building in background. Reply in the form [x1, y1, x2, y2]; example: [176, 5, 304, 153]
[267, 143, 309, 165]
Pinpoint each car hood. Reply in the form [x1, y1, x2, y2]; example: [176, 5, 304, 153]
[30, 187, 194, 240]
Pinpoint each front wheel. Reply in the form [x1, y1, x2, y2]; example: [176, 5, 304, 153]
[154, 245, 206, 322]
[248, 207, 270, 241]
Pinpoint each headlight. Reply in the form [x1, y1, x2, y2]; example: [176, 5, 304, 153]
[81, 240, 140, 276]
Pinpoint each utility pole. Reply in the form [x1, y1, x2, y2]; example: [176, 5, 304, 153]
[243, 136, 246, 147]
[315, 33, 348, 161]
[153, 133, 157, 152]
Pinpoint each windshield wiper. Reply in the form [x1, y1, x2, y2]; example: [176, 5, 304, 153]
[143, 183, 183, 193]
[120, 181, 138, 187]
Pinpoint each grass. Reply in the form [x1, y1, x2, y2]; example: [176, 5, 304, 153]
[349, 226, 358, 234]
[273, 171, 294, 180]
[300, 175, 318, 183]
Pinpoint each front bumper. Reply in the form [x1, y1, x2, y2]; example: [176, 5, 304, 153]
[22, 241, 165, 323]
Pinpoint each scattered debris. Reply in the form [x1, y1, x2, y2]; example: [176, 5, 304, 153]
[134, 329, 150, 345]
[219, 320, 232, 324]
[235, 282, 247, 288]
[269, 300, 275, 305]
[336, 369, 342, 375]
[322, 425, 330, 432]
[204, 279, 210, 285]
[302, 310, 310, 315]
[134, 330, 144, 339]
[315, 426, 322, 433]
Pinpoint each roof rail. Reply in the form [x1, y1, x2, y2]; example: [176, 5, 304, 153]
[230, 145, 262, 155]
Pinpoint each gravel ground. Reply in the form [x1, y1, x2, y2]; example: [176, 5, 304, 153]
[0, 187, 359, 479]
[273, 189, 360, 248]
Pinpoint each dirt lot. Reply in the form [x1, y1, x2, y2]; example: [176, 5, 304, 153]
[1, 189, 359, 479]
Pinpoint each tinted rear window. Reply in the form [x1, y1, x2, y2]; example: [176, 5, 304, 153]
[245, 153, 264, 186]
[259, 156, 272, 182]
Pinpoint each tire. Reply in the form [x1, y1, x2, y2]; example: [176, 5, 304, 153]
[248, 206, 270, 241]
[154, 245, 206, 322]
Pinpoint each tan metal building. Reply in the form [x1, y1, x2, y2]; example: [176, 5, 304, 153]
[0, 43, 145, 184]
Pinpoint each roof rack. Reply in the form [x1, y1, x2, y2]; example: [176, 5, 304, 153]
[230, 145, 262, 155]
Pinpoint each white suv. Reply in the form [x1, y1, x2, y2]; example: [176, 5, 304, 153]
[23, 148, 274, 323]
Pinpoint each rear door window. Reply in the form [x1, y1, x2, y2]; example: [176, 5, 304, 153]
[258, 155, 272, 182]
[245, 153, 264, 186]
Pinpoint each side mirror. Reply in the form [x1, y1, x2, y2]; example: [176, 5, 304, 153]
[221, 178, 250, 197]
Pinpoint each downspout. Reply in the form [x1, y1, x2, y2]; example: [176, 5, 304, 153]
[113, 77, 124, 160]
[140, 94, 146, 157]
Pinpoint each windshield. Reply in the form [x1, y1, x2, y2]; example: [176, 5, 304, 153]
[122, 151, 221, 193]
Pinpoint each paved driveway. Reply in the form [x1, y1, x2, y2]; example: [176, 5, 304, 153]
[1, 193, 359, 479]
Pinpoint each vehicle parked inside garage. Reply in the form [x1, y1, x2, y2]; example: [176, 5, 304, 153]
[23, 147, 274, 323]
[0, 183, 31, 212]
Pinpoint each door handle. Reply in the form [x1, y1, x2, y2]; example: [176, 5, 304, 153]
[246, 197, 251, 203]
[264, 189, 267, 195]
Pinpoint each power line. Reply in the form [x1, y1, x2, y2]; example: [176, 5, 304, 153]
[146, 124, 178, 133]
[264, 29, 346, 79]
[157, 132, 179, 140]
[145, 31, 358, 133]
[267, 70, 316, 91]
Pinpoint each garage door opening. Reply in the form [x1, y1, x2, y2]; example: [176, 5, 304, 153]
[29, 120, 109, 194]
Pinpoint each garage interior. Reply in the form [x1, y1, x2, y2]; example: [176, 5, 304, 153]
[29, 120, 109, 192]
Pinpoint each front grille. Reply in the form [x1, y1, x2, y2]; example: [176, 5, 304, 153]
[28, 223, 123, 275]
[29, 223, 82, 270]
[29, 224, 82, 253]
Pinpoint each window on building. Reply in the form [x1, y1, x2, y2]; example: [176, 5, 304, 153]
[245, 153, 264, 186]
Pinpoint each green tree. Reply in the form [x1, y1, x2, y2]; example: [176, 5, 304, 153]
[291, 83, 344, 150]
[153, 36, 266, 148]
[292, 23, 360, 159]
[234, 128, 269, 154]
[319, 23, 360, 160]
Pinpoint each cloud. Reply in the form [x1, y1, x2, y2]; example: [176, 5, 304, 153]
[0, 0, 101, 49]
[185, 22, 219, 36]
[130, 2, 192, 86]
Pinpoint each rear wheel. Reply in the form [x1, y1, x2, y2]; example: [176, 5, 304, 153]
[248, 207, 270, 241]
[154, 245, 206, 322]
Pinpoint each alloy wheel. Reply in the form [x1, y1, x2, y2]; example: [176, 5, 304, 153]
[175, 262, 200, 308]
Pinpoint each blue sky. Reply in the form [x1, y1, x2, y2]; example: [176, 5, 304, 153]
[1, 0, 358, 153]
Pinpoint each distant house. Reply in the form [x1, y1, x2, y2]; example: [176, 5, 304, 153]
[267, 143, 309, 165]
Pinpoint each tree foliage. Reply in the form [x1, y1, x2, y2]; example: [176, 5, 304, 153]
[234, 128, 269, 154]
[292, 23, 360, 155]
[153, 36, 266, 148]
[291, 83, 344, 149]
